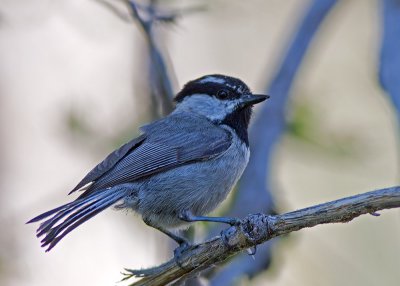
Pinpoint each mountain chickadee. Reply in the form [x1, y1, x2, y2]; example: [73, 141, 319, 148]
[28, 74, 269, 252]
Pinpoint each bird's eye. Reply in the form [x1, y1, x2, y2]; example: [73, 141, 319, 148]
[216, 89, 230, 99]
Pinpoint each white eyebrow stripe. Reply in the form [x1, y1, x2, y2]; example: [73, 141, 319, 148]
[227, 84, 248, 94]
[199, 76, 225, 84]
[226, 84, 238, 90]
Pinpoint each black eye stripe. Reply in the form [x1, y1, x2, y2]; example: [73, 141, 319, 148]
[174, 74, 251, 102]
[216, 89, 230, 99]
[175, 83, 242, 102]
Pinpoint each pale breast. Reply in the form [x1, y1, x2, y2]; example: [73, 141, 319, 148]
[134, 126, 250, 228]
[193, 126, 250, 214]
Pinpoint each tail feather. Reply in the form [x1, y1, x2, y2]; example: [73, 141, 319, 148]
[27, 204, 72, 224]
[40, 193, 119, 247]
[28, 188, 127, 251]
[38, 197, 102, 240]
[42, 195, 122, 251]
[35, 192, 106, 237]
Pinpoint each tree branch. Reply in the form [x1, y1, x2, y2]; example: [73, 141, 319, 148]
[121, 0, 205, 116]
[124, 0, 175, 115]
[122, 186, 400, 286]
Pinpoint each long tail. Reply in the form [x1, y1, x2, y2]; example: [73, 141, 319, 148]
[27, 188, 127, 252]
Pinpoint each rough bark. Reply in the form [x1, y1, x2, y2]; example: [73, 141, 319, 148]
[122, 186, 400, 286]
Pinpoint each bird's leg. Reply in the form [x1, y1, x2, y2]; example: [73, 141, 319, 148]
[179, 210, 250, 255]
[181, 210, 257, 256]
[143, 217, 191, 267]
[179, 209, 241, 226]
[143, 218, 189, 246]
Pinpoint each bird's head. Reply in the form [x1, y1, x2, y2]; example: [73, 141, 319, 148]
[174, 74, 269, 143]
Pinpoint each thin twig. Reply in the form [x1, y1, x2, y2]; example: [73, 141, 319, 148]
[124, 0, 174, 115]
[121, 0, 204, 116]
[123, 186, 400, 286]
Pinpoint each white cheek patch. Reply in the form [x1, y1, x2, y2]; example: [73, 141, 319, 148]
[223, 99, 240, 112]
[175, 94, 237, 122]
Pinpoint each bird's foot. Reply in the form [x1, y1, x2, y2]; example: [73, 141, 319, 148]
[174, 241, 192, 268]
[219, 220, 256, 258]
[226, 217, 241, 226]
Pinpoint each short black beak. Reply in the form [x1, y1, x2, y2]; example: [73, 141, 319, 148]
[239, 94, 270, 108]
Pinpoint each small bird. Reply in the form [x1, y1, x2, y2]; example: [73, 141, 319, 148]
[28, 74, 269, 252]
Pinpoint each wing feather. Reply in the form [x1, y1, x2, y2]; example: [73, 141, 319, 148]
[69, 134, 146, 194]
[74, 112, 232, 198]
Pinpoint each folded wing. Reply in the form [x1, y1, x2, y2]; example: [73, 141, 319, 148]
[74, 112, 232, 199]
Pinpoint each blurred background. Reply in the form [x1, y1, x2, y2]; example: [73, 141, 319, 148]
[0, 0, 399, 285]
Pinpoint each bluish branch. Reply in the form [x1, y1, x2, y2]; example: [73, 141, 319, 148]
[379, 0, 400, 124]
[126, 0, 175, 115]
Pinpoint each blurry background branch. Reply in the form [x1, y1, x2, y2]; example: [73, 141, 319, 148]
[207, 0, 339, 284]
[95, 0, 196, 115]
[379, 0, 400, 126]
[125, 0, 175, 115]
[122, 0, 204, 116]
[125, 186, 400, 286]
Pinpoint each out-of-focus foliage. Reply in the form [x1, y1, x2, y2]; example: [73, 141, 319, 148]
[288, 101, 360, 157]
